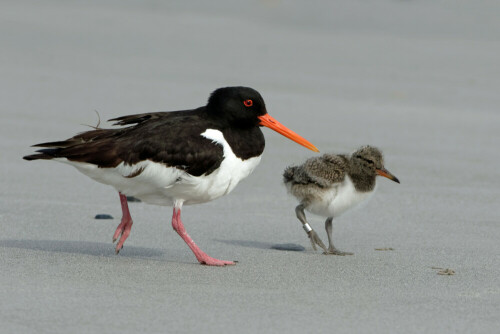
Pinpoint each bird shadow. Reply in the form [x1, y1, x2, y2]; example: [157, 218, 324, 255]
[0, 239, 165, 259]
[214, 239, 276, 249]
[215, 239, 305, 251]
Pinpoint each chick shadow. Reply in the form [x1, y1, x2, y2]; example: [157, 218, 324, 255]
[0, 239, 165, 259]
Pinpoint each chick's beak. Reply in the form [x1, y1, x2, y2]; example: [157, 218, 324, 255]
[258, 113, 319, 152]
[376, 168, 400, 183]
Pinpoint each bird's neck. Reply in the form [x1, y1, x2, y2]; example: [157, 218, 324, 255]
[220, 126, 265, 160]
[348, 161, 376, 192]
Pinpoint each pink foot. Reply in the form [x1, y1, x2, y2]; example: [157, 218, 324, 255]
[171, 206, 236, 266]
[113, 217, 133, 254]
[198, 256, 236, 266]
[113, 193, 134, 254]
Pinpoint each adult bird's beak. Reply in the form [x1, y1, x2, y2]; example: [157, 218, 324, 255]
[376, 168, 400, 183]
[258, 114, 319, 152]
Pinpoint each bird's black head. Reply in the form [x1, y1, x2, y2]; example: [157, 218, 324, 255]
[206, 86, 267, 128]
[205, 86, 319, 152]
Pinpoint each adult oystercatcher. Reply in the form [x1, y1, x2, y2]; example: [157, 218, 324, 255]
[24, 86, 318, 266]
[283, 145, 399, 255]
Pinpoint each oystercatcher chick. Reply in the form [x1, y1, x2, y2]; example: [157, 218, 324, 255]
[283, 145, 399, 255]
[24, 86, 319, 266]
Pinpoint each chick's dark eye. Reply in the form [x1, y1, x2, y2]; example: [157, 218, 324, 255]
[243, 99, 253, 107]
[357, 155, 374, 165]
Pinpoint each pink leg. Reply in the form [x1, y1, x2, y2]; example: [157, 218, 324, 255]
[112, 193, 133, 254]
[171, 207, 235, 266]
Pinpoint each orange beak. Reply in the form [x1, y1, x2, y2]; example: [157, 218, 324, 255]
[376, 168, 400, 184]
[258, 114, 319, 152]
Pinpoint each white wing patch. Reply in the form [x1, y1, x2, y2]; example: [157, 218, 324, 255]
[200, 128, 261, 196]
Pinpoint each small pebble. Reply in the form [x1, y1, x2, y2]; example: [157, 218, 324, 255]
[271, 243, 306, 252]
[437, 269, 455, 276]
[126, 196, 141, 202]
[94, 214, 114, 219]
[431, 267, 455, 275]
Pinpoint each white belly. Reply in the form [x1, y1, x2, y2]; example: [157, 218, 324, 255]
[57, 129, 261, 206]
[306, 176, 375, 218]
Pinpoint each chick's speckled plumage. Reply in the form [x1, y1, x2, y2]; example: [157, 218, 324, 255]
[284, 154, 348, 187]
[283, 145, 399, 255]
[283, 154, 349, 205]
[284, 146, 386, 203]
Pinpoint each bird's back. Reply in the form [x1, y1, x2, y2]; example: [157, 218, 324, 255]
[284, 154, 348, 187]
[23, 109, 228, 175]
[283, 154, 349, 206]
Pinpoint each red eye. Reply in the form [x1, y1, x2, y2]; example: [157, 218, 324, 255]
[243, 99, 253, 107]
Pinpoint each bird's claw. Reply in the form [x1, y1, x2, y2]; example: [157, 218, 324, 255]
[112, 218, 132, 254]
[307, 229, 328, 252]
[323, 248, 354, 256]
[198, 257, 236, 266]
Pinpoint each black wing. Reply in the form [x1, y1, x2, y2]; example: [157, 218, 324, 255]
[108, 108, 202, 126]
[24, 110, 224, 177]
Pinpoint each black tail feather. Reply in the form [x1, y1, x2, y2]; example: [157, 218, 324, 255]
[32, 140, 74, 148]
[24, 153, 52, 161]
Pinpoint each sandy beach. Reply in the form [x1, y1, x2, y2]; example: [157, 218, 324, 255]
[1, 1, 499, 333]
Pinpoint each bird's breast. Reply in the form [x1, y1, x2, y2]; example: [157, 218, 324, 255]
[307, 177, 376, 218]
[170, 128, 261, 204]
